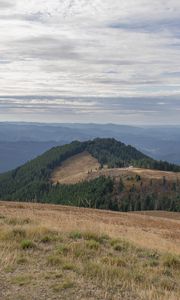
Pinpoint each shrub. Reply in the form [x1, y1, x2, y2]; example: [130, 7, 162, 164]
[82, 232, 109, 243]
[62, 262, 77, 271]
[162, 254, 180, 269]
[11, 275, 32, 286]
[69, 231, 82, 240]
[111, 239, 131, 252]
[85, 240, 100, 250]
[56, 244, 69, 256]
[20, 240, 35, 250]
[47, 255, 63, 266]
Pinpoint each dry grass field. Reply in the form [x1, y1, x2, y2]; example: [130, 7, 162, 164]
[0, 201, 179, 300]
[51, 151, 100, 184]
[50, 151, 180, 185]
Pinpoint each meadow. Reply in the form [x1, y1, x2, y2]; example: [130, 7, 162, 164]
[0, 201, 179, 299]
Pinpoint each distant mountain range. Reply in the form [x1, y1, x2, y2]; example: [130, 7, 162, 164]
[0, 122, 180, 173]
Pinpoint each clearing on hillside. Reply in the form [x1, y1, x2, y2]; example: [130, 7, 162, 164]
[50, 150, 180, 185]
[92, 167, 180, 181]
[0, 201, 179, 300]
[51, 151, 100, 184]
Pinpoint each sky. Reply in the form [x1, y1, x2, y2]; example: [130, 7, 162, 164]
[0, 0, 180, 124]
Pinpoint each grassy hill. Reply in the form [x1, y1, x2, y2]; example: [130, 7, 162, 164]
[0, 201, 180, 300]
[0, 138, 180, 211]
[50, 151, 180, 185]
[51, 151, 100, 184]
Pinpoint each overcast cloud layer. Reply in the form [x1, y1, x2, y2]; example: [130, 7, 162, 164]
[0, 0, 180, 124]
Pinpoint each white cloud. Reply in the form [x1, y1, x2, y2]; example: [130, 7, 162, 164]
[0, 0, 180, 124]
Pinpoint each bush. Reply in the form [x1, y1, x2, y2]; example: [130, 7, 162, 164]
[20, 240, 35, 250]
[162, 254, 180, 269]
[85, 240, 100, 250]
[69, 231, 82, 240]
[82, 232, 109, 243]
[47, 255, 63, 266]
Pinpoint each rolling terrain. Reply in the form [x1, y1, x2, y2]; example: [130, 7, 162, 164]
[0, 138, 180, 212]
[1, 123, 180, 173]
[0, 139, 179, 298]
[0, 201, 179, 300]
[51, 151, 180, 185]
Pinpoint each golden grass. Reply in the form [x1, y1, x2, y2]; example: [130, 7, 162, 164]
[50, 150, 180, 185]
[0, 201, 180, 300]
[50, 151, 100, 184]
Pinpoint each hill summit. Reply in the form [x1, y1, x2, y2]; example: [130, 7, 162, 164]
[0, 138, 180, 211]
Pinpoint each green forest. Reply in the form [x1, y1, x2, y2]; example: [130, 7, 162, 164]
[0, 138, 180, 211]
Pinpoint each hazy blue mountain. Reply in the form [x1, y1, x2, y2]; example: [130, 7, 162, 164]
[0, 141, 60, 173]
[0, 122, 179, 172]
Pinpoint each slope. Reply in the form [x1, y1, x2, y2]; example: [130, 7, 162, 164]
[51, 151, 100, 184]
[0, 138, 180, 212]
[0, 201, 180, 300]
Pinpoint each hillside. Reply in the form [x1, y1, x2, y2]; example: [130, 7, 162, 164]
[51, 151, 180, 185]
[1, 123, 180, 173]
[51, 151, 100, 184]
[0, 138, 180, 212]
[0, 201, 180, 300]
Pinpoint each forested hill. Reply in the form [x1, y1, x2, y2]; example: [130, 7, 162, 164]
[0, 138, 180, 211]
[86, 138, 180, 171]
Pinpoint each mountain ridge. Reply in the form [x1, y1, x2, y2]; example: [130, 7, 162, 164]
[1, 123, 180, 173]
[0, 138, 180, 212]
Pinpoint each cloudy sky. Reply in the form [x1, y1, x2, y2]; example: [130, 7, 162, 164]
[0, 0, 180, 124]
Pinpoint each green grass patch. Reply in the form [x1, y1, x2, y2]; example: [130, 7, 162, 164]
[162, 254, 180, 270]
[69, 231, 83, 240]
[85, 240, 100, 250]
[56, 243, 70, 255]
[82, 231, 109, 243]
[62, 262, 77, 272]
[111, 239, 132, 252]
[20, 239, 35, 250]
[40, 235, 53, 243]
[52, 280, 75, 292]
[47, 255, 63, 266]
[11, 275, 33, 286]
